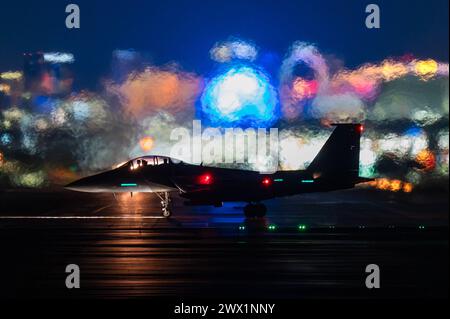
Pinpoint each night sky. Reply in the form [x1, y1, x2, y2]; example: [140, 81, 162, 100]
[0, 0, 448, 88]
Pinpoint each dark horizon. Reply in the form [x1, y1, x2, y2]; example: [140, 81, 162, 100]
[0, 0, 449, 89]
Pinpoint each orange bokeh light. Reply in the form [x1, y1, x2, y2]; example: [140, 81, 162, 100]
[368, 178, 414, 193]
[292, 78, 318, 100]
[415, 149, 436, 171]
[139, 136, 154, 152]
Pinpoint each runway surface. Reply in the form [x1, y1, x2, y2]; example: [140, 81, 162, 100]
[0, 187, 448, 299]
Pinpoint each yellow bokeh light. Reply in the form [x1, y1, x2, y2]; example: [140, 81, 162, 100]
[0, 71, 23, 80]
[414, 59, 438, 80]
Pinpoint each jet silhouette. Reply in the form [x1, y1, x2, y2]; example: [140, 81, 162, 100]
[66, 124, 371, 217]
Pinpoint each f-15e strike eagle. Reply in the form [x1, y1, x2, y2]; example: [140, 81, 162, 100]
[66, 124, 370, 217]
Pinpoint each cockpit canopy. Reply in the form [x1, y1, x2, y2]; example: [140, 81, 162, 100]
[124, 155, 182, 170]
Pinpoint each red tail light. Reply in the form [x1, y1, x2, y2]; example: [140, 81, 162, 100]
[198, 173, 213, 185]
[262, 177, 272, 186]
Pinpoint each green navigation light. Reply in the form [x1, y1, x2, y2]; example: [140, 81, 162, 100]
[120, 183, 137, 187]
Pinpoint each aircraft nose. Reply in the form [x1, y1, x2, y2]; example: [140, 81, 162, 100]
[65, 174, 104, 192]
[65, 169, 135, 193]
[65, 176, 92, 192]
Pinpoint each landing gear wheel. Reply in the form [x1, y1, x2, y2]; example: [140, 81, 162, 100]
[162, 207, 172, 218]
[157, 192, 172, 218]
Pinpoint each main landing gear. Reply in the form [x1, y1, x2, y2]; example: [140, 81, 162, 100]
[156, 192, 172, 217]
[244, 203, 267, 218]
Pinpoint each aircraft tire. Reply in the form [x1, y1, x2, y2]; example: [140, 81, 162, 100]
[162, 208, 172, 218]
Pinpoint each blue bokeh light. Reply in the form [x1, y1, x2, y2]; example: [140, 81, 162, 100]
[33, 96, 58, 113]
[1, 133, 12, 146]
[405, 126, 423, 137]
[200, 66, 278, 127]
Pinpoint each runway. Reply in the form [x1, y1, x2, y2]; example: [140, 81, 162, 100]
[0, 187, 448, 299]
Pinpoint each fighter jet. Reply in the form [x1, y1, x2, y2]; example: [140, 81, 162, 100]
[65, 124, 371, 217]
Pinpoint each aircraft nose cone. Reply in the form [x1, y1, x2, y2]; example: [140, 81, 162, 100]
[65, 170, 125, 193]
[65, 172, 109, 192]
[64, 177, 92, 192]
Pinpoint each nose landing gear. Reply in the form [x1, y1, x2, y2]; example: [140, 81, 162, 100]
[244, 203, 267, 218]
[157, 192, 172, 218]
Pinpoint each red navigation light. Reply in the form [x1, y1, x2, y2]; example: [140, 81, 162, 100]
[262, 177, 272, 186]
[358, 124, 364, 133]
[198, 173, 213, 185]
